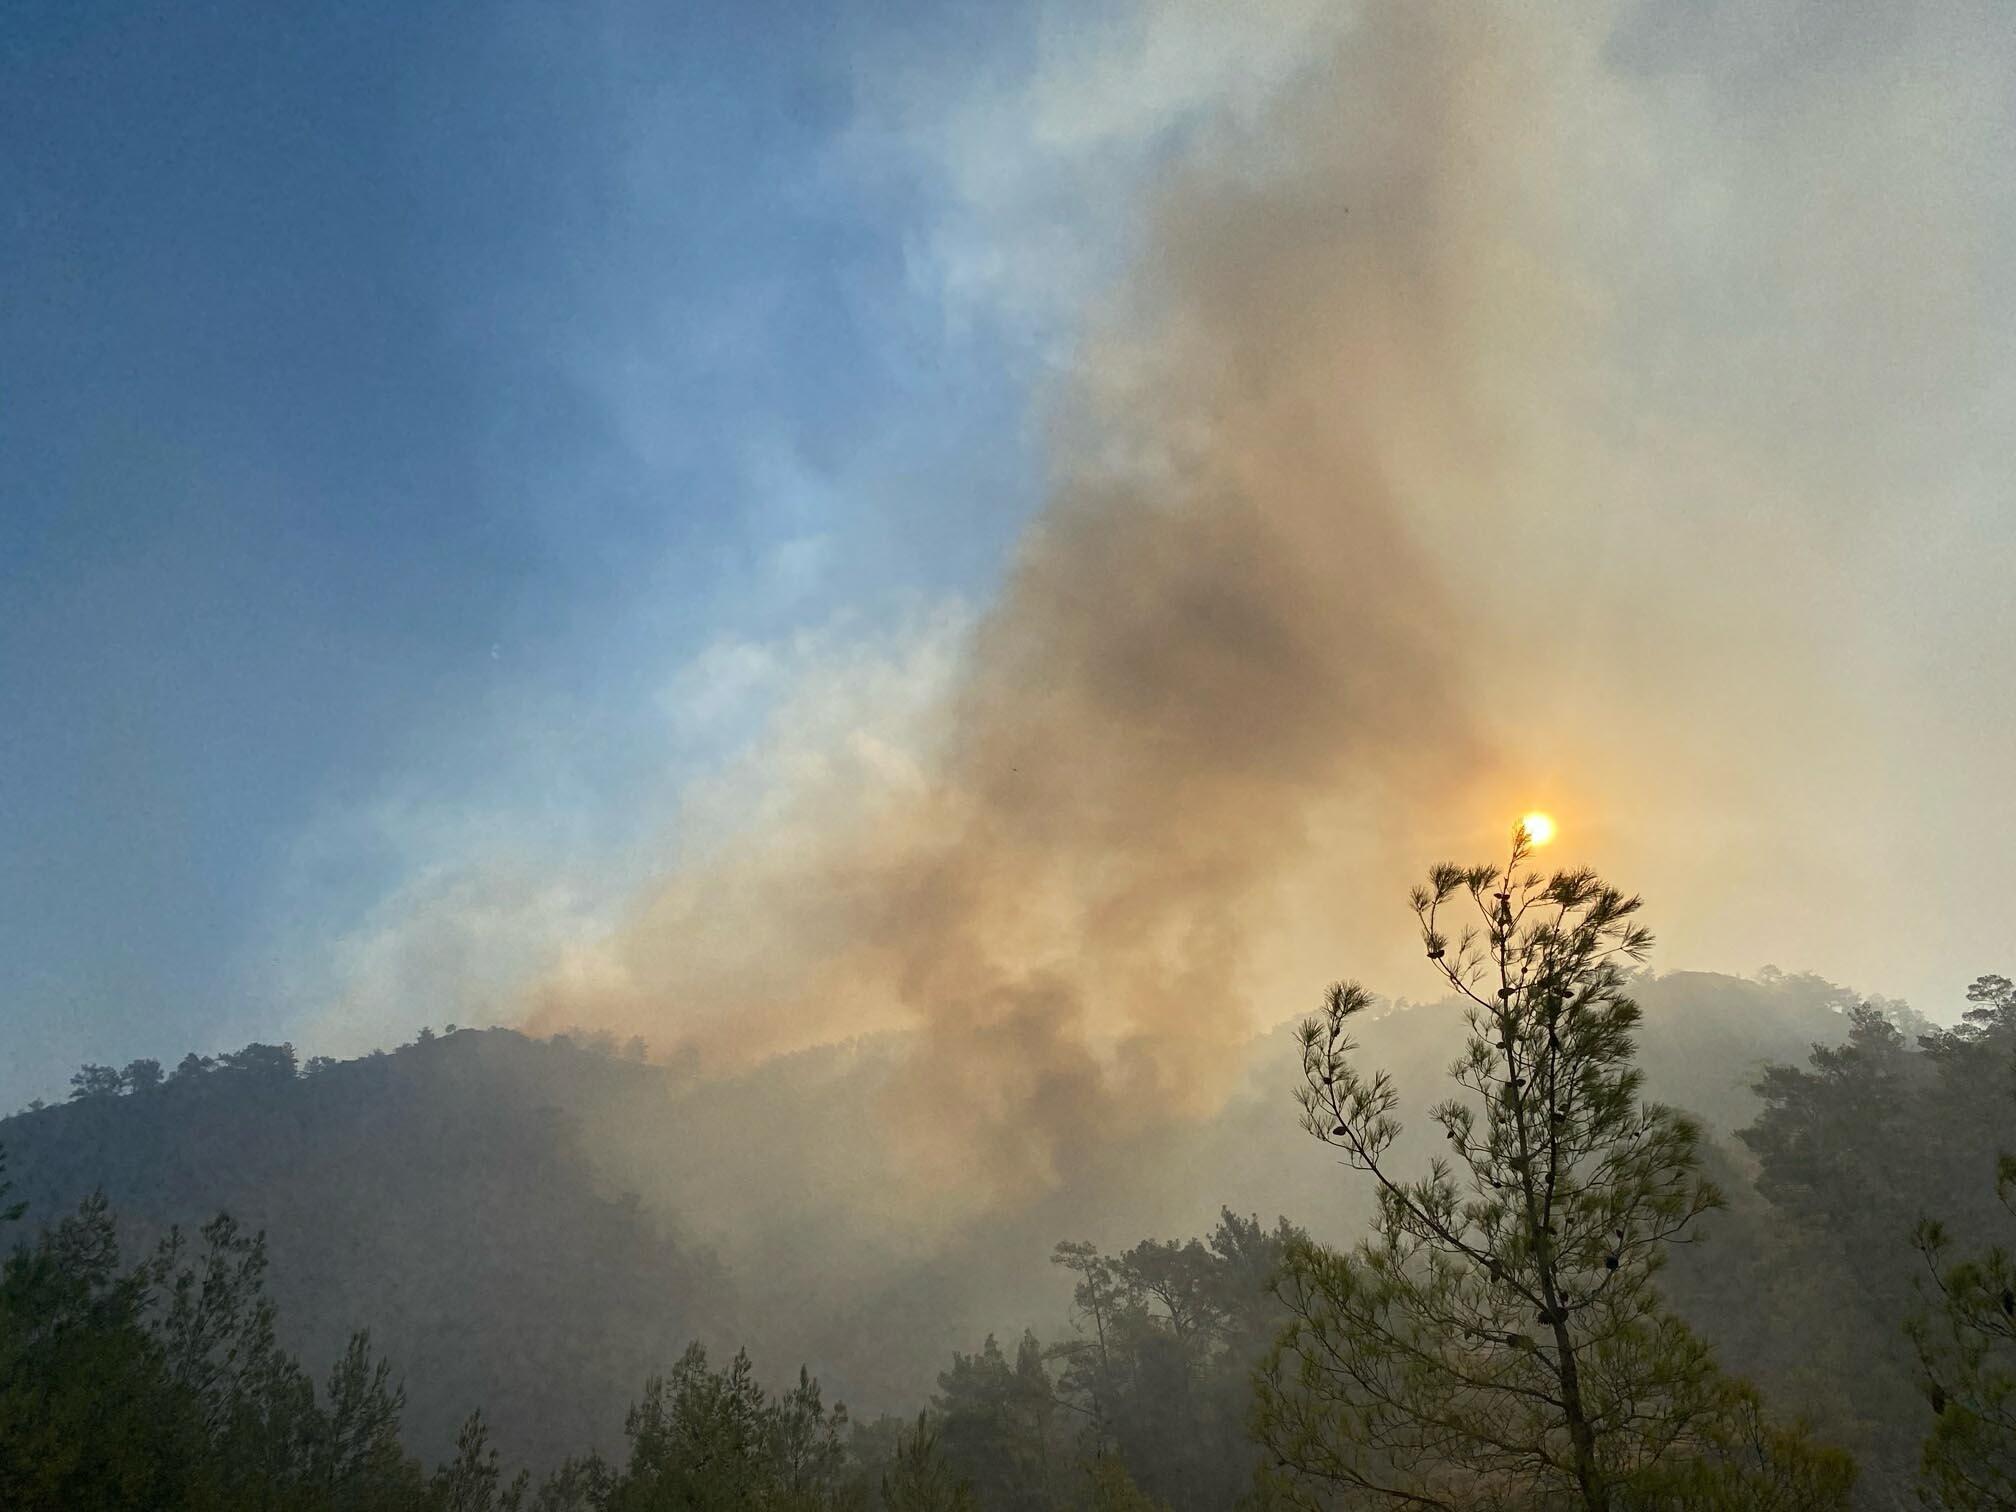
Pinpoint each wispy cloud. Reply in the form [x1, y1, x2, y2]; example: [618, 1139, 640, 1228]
[270, 0, 2014, 1201]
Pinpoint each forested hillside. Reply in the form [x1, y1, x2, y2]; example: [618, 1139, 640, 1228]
[4, 968, 2012, 1507]
[0, 1030, 733, 1466]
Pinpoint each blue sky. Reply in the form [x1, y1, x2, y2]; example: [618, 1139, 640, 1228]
[2, 0, 1065, 1098]
[6, 1, 2013, 1114]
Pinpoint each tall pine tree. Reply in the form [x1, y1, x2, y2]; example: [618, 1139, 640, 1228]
[1254, 829, 1851, 1510]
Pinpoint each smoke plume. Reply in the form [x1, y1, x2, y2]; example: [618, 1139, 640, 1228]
[521, 5, 1563, 1196]
[524, 0, 2016, 1198]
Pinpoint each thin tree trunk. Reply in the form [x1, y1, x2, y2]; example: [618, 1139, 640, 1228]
[1548, 1303, 1609, 1512]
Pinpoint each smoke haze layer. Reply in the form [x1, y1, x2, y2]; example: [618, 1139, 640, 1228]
[523, 5, 1528, 1196]
[521, 0, 2016, 1199]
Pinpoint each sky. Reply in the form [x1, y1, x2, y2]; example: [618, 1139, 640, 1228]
[4, 0, 2013, 1123]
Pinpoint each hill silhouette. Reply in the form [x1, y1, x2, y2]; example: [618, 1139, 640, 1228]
[1, 1029, 731, 1466]
[4, 967, 1989, 1500]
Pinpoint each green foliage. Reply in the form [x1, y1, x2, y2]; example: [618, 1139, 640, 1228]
[1917, 975, 2016, 1076]
[1733, 971, 2016, 1502]
[1050, 1211, 1296, 1509]
[1741, 1005, 1927, 1270]
[935, 1330, 1064, 1511]
[1652, 1138, 1887, 1475]
[879, 1412, 978, 1512]
[0, 1192, 199, 1509]
[12, 961, 2004, 1505]
[121, 1059, 166, 1093]
[321, 1331, 420, 1509]
[769, 1365, 855, 1509]
[215, 1041, 300, 1079]
[1612, 1381, 1857, 1510]
[613, 1343, 776, 1510]
[1083, 1454, 1170, 1511]
[523, 1454, 617, 1511]
[0, 1188, 430, 1510]
[607, 1342, 858, 1511]
[1253, 836, 1849, 1511]
[0, 1144, 23, 1225]
[1909, 1150, 2016, 1508]
[432, 1410, 531, 1511]
[3, 1028, 732, 1464]
[0, 1158, 887, 1512]
[69, 1062, 123, 1100]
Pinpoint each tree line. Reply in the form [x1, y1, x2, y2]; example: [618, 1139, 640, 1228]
[4, 836, 2011, 1508]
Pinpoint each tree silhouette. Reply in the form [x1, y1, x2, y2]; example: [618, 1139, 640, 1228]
[1254, 828, 1852, 1511]
[1911, 1149, 2016, 1508]
[880, 1412, 978, 1512]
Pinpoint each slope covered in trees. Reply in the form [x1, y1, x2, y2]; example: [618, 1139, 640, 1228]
[5, 960, 2010, 1506]
[0, 968, 1869, 1450]
[0, 1030, 732, 1467]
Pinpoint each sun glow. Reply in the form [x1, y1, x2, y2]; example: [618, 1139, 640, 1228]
[1519, 811, 1556, 846]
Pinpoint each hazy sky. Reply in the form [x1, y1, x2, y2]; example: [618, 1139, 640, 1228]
[5, 0, 2012, 1118]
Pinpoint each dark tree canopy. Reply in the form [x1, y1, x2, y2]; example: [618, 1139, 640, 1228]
[7, 955, 2010, 1507]
[1254, 832, 1852, 1511]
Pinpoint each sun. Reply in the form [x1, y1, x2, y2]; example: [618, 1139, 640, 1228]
[1519, 811, 1556, 846]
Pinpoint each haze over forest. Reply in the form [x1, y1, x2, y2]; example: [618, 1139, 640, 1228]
[3, 1, 2014, 1509]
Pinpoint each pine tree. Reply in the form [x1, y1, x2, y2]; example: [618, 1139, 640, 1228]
[935, 1332, 1061, 1511]
[318, 1331, 423, 1509]
[881, 1412, 978, 1512]
[68, 1063, 123, 1100]
[1085, 1454, 1170, 1511]
[0, 1145, 23, 1225]
[1910, 1151, 2016, 1508]
[429, 1410, 527, 1512]
[1050, 1212, 1296, 1509]
[766, 1365, 851, 1510]
[1253, 829, 1852, 1511]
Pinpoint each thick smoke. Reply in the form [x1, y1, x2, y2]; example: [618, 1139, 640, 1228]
[523, 5, 1549, 1197]
[523, 0, 2016, 1199]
